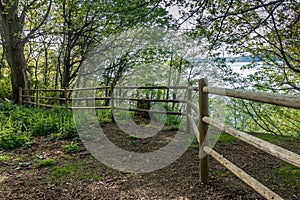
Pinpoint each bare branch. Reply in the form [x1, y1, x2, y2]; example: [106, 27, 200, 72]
[23, 0, 52, 43]
[270, 10, 300, 73]
[209, 0, 284, 21]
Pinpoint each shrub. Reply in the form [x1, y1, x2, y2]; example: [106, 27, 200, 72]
[0, 129, 30, 150]
[0, 103, 78, 144]
[97, 109, 112, 123]
[59, 119, 78, 139]
[0, 77, 12, 99]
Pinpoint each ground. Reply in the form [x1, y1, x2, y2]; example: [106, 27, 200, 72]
[0, 123, 299, 200]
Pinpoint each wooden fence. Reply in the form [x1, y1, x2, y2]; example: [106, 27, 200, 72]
[19, 86, 187, 116]
[20, 80, 300, 199]
[186, 78, 300, 200]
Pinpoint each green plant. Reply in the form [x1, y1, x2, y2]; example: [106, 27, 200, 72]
[217, 133, 237, 145]
[0, 155, 10, 161]
[97, 109, 112, 123]
[49, 161, 105, 182]
[165, 115, 181, 126]
[0, 77, 12, 99]
[62, 142, 83, 153]
[35, 158, 56, 168]
[127, 135, 140, 140]
[273, 164, 300, 187]
[0, 129, 30, 150]
[58, 119, 77, 139]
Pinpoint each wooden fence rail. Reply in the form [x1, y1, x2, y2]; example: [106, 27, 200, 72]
[19, 80, 300, 199]
[19, 86, 187, 115]
[185, 78, 300, 200]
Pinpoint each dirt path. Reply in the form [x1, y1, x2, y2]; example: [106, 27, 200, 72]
[0, 124, 299, 199]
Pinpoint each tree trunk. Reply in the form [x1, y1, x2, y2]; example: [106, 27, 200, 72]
[0, 2, 31, 103]
[7, 41, 31, 103]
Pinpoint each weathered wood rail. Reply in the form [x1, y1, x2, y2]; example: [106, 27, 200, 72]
[19, 86, 187, 115]
[186, 78, 300, 200]
[20, 79, 300, 199]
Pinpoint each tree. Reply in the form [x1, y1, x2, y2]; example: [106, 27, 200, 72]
[170, 0, 299, 89]
[51, 0, 170, 90]
[167, 0, 300, 135]
[0, 0, 52, 103]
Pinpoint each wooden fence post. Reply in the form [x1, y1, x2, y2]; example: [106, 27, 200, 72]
[64, 87, 69, 110]
[186, 87, 192, 134]
[111, 84, 115, 123]
[199, 78, 209, 184]
[19, 87, 23, 104]
[35, 88, 39, 108]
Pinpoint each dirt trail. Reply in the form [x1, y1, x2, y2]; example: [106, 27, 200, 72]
[0, 124, 299, 199]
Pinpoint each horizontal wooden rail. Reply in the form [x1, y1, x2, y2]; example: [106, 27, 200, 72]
[22, 101, 64, 109]
[114, 107, 185, 116]
[114, 86, 188, 90]
[70, 97, 110, 101]
[21, 101, 35, 105]
[69, 87, 110, 91]
[21, 95, 35, 99]
[203, 86, 300, 109]
[71, 106, 111, 110]
[187, 101, 199, 115]
[187, 114, 199, 142]
[202, 117, 300, 168]
[203, 146, 284, 200]
[36, 103, 64, 108]
[114, 97, 186, 103]
[33, 89, 65, 92]
[38, 96, 65, 101]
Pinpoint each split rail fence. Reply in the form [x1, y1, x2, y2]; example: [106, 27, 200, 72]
[186, 78, 300, 200]
[19, 86, 187, 117]
[20, 79, 300, 199]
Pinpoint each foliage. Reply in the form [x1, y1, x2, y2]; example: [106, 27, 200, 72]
[0, 77, 12, 99]
[62, 142, 83, 154]
[170, 1, 300, 136]
[35, 158, 56, 168]
[225, 99, 300, 136]
[97, 109, 112, 124]
[0, 155, 10, 162]
[0, 129, 30, 150]
[49, 161, 105, 182]
[273, 164, 300, 188]
[0, 103, 78, 149]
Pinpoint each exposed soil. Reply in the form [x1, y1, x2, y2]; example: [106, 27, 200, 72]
[0, 123, 299, 200]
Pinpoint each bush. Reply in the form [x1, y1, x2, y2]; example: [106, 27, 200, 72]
[0, 103, 79, 150]
[0, 129, 30, 150]
[97, 109, 112, 123]
[0, 77, 12, 99]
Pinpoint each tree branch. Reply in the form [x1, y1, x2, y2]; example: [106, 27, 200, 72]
[23, 0, 52, 43]
[270, 10, 300, 73]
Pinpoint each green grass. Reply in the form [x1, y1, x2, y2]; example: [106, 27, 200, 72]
[35, 158, 56, 168]
[273, 164, 300, 187]
[188, 142, 199, 150]
[252, 133, 293, 145]
[62, 142, 83, 154]
[0, 102, 78, 150]
[127, 135, 141, 140]
[49, 161, 106, 182]
[218, 133, 237, 144]
[0, 155, 10, 161]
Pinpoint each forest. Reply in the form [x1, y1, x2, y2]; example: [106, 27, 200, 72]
[0, 0, 299, 199]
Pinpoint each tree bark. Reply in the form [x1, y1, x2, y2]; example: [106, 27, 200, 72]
[0, 1, 31, 103]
